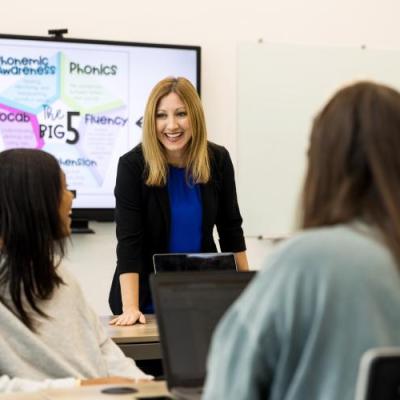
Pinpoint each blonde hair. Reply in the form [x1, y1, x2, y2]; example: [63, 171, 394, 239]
[142, 76, 210, 186]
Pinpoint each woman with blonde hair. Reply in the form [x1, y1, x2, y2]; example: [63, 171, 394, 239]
[204, 81, 400, 400]
[109, 76, 248, 326]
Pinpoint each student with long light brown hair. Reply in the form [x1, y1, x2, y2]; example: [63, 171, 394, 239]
[109, 77, 248, 326]
[204, 81, 400, 400]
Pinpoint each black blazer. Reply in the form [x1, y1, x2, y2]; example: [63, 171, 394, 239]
[109, 142, 246, 314]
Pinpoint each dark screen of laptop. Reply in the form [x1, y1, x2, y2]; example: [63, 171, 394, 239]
[157, 280, 250, 386]
[367, 358, 400, 399]
[154, 253, 236, 272]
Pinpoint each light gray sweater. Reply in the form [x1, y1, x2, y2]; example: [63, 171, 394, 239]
[0, 265, 150, 392]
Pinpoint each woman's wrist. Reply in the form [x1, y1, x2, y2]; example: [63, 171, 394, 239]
[122, 304, 140, 313]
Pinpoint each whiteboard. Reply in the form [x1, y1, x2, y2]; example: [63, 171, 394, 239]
[237, 42, 400, 238]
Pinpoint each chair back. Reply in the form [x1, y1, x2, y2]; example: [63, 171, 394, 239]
[355, 347, 400, 400]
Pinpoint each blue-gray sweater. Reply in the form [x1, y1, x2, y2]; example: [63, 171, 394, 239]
[203, 223, 400, 400]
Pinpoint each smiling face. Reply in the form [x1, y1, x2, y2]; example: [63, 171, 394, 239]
[156, 92, 192, 165]
[59, 172, 73, 237]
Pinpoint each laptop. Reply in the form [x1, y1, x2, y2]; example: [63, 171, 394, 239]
[355, 347, 400, 400]
[152, 252, 237, 274]
[150, 271, 255, 400]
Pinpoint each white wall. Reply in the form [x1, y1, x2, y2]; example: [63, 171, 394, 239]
[4, 0, 400, 313]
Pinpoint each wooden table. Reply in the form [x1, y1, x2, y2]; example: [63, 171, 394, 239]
[101, 315, 161, 361]
[0, 380, 170, 399]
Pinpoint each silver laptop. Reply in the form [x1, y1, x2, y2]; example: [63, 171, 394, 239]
[152, 252, 237, 274]
[150, 271, 255, 400]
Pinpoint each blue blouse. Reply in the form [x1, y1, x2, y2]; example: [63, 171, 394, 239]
[167, 166, 203, 253]
[143, 167, 203, 313]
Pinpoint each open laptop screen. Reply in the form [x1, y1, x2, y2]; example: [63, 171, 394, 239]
[152, 252, 237, 273]
[150, 271, 255, 389]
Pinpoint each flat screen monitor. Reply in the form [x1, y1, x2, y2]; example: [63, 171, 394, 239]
[0, 33, 200, 232]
